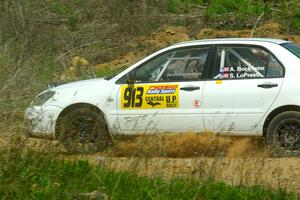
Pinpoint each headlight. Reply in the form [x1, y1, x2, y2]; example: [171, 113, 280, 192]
[31, 90, 56, 106]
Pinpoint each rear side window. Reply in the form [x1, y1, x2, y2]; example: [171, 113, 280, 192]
[212, 46, 284, 79]
[281, 42, 300, 58]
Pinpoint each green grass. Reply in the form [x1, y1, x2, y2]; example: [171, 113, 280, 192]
[206, 0, 300, 31]
[0, 148, 297, 200]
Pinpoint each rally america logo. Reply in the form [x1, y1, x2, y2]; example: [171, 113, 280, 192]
[147, 85, 177, 94]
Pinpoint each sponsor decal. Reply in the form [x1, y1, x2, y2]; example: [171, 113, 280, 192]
[121, 84, 179, 109]
[146, 85, 177, 94]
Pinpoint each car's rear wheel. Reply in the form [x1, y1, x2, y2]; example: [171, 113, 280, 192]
[266, 111, 300, 156]
[57, 107, 111, 153]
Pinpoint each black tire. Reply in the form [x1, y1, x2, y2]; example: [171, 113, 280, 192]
[56, 107, 111, 153]
[266, 111, 300, 157]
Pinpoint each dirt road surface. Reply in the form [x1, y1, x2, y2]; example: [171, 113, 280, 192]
[1, 134, 300, 193]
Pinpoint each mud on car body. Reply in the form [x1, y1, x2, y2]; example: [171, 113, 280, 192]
[25, 38, 300, 155]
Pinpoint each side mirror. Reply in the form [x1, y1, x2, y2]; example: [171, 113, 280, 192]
[126, 70, 136, 84]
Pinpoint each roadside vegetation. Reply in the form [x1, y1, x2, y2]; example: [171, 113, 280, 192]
[2, 0, 300, 199]
[0, 147, 297, 199]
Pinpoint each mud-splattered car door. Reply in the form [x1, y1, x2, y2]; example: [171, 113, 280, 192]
[115, 46, 211, 134]
[203, 44, 284, 133]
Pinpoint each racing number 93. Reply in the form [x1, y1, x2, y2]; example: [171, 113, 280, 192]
[123, 87, 144, 108]
[121, 84, 180, 109]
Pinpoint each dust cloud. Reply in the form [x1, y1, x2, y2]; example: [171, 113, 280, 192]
[110, 133, 271, 158]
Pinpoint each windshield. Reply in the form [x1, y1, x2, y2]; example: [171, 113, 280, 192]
[281, 42, 300, 59]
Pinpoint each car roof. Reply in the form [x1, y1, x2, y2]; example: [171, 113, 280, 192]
[172, 38, 289, 46]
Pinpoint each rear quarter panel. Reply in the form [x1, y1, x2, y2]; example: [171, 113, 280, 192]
[255, 43, 300, 134]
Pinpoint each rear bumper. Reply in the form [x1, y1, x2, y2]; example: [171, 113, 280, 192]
[24, 105, 63, 139]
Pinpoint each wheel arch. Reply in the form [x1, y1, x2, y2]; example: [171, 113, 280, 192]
[55, 103, 108, 139]
[263, 105, 300, 136]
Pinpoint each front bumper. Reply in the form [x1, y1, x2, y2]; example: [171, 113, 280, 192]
[24, 105, 63, 139]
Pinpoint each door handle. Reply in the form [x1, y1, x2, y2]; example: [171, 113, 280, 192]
[257, 83, 278, 89]
[180, 86, 200, 91]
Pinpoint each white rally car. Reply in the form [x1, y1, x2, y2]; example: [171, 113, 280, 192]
[25, 38, 300, 155]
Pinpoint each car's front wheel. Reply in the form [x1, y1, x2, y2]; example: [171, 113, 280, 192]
[56, 107, 111, 153]
[266, 111, 300, 156]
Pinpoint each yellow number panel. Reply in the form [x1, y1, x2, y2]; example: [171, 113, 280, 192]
[121, 84, 179, 109]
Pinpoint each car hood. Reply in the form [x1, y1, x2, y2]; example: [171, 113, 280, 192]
[52, 78, 107, 91]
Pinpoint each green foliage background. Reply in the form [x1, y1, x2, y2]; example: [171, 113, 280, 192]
[205, 0, 300, 31]
[166, 0, 300, 31]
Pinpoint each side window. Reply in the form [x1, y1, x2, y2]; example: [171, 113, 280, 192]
[135, 52, 173, 82]
[213, 46, 284, 79]
[134, 47, 209, 83]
